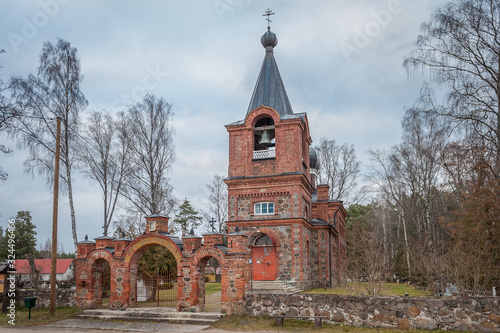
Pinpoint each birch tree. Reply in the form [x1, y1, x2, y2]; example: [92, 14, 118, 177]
[315, 138, 362, 205]
[8, 39, 87, 247]
[120, 94, 177, 216]
[79, 111, 130, 236]
[404, 0, 500, 177]
[0, 47, 14, 184]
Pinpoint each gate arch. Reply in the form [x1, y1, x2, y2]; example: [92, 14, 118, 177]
[122, 234, 183, 307]
[190, 247, 227, 312]
[86, 249, 115, 308]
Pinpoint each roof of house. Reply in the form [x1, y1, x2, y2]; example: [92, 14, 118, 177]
[14, 259, 73, 274]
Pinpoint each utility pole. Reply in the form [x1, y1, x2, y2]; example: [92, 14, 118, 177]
[50, 117, 61, 315]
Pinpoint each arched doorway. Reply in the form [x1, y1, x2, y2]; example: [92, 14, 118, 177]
[189, 246, 227, 313]
[134, 245, 177, 307]
[196, 256, 222, 312]
[91, 258, 111, 308]
[251, 234, 276, 281]
[123, 235, 182, 308]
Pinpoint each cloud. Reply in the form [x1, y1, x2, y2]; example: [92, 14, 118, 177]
[0, 0, 449, 250]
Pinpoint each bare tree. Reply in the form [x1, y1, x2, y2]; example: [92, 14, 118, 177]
[0, 47, 15, 184]
[369, 107, 453, 276]
[203, 175, 228, 233]
[120, 94, 176, 216]
[8, 39, 87, 247]
[368, 149, 412, 277]
[347, 219, 390, 295]
[79, 111, 130, 236]
[404, 0, 500, 177]
[315, 138, 361, 204]
[112, 213, 145, 239]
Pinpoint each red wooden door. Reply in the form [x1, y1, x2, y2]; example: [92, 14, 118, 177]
[252, 246, 276, 281]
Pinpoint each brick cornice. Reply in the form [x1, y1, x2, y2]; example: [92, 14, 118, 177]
[227, 218, 313, 230]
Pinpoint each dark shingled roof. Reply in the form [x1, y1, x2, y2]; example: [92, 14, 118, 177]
[246, 29, 294, 116]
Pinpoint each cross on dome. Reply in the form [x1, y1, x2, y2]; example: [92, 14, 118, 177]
[263, 8, 275, 30]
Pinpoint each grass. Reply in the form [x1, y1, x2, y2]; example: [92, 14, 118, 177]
[0, 306, 81, 327]
[205, 282, 221, 295]
[304, 282, 431, 297]
[211, 315, 459, 333]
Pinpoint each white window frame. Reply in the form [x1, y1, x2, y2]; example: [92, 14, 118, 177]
[149, 221, 156, 231]
[254, 202, 275, 215]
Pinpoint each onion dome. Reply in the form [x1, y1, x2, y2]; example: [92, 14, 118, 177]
[310, 147, 319, 170]
[261, 29, 278, 48]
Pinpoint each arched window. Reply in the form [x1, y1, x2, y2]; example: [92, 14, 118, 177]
[253, 117, 275, 159]
[254, 234, 273, 246]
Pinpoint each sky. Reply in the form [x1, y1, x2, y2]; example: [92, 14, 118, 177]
[0, 0, 449, 252]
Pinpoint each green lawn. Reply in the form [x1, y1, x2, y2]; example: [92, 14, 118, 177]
[205, 282, 222, 295]
[304, 282, 431, 297]
[0, 306, 81, 327]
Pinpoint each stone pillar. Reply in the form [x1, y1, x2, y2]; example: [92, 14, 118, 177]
[182, 235, 203, 254]
[109, 260, 126, 310]
[75, 239, 95, 309]
[74, 258, 92, 308]
[223, 232, 250, 314]
[178, 235, 203, 312]
[145, 214, 170, 234]
[221, 255, 250, 315]
[227, 233, 248, 254]
[113, 237, 132, 259]
[76, 240, 96, 259]
[202, 233, 224, 246]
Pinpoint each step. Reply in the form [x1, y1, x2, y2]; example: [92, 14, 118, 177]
[76, 308, 224, 325]
[76, 314, 217, 325]
[251, 281, 302, 293]
[80, 309, 223, 320]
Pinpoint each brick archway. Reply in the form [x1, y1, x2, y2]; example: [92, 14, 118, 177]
[122, 234, 182, 308]
[190, 247, 226, 312]
[76, 249, 116, 309]
[123, 234, 183, 264]
[76, 227, 251, 314]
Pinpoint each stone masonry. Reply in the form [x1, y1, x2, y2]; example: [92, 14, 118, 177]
[245, 293, 500, 332]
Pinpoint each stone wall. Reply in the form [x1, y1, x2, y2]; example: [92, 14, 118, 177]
[15, 289, 76, 308]
[244, 293, 500, 332]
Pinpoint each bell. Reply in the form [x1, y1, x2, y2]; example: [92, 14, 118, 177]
[259, 130, 272, 146]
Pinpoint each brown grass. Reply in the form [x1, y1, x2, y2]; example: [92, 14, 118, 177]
[211, 315, 459, 333]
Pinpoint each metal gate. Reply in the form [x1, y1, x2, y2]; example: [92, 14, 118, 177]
[136, 268, 177, 307]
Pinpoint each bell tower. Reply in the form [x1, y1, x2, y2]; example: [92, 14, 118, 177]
[225, 20, 316, 288]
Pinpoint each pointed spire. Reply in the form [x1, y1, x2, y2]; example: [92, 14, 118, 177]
[247, 24, 294, 116]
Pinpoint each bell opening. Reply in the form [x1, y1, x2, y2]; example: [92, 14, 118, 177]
[254, 117, 275, 151]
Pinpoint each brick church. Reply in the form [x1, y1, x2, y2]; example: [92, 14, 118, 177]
[74, 24, 346, 314]
[224, 26, 347, 291]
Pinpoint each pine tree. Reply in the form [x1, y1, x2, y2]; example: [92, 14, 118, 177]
[0, 211, 37, 260]
[173, 198, 202, 236]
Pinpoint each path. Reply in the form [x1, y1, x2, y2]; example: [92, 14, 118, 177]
[204, 291, 221, 313]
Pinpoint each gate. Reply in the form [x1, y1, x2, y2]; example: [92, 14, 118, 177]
[135, 268, 177, 307]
